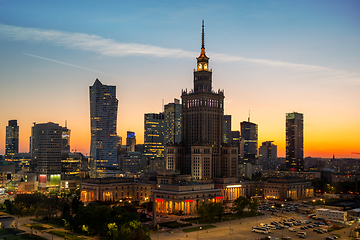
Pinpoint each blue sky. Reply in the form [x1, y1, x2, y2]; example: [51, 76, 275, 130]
[0, 0, 359, 157]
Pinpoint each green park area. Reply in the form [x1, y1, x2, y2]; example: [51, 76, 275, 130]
[24, 223, 52, 231]
[47, 230, 85, 240]
[0, 228, 24, 236]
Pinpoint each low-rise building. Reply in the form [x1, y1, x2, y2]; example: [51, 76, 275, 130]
[80, 178, 156, 203]
[152, 172, 222, 215]
[316, 208, 347, 222]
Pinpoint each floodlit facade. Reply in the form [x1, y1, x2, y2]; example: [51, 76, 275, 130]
[286, 112, 304, 171]
[153, 172, 222, 215]
[89, 78, 119, 178]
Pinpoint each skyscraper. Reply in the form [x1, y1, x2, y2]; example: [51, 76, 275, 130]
[181, 21, 224, 178]
[164, 99, 182, 144]
[166, 21, 237, 180]
[126, 131, 136, 152]
[5, 120, 19, 159]
[31, 122, 62, 189]
[286, 112, 304, 171]
[89, 78, 119, 178]
[61, 124, 71, 153]
[144, 113, 165, 160]
[259, 141, 278, 170]
[223, 115, 232, 144]
[240, 120, 258, 164]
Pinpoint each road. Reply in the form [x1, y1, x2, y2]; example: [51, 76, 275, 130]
[151, 210, 353, 240]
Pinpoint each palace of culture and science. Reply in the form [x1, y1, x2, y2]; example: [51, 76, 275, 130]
[166, 21, 238, 181]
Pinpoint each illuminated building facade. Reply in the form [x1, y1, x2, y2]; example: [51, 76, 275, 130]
[10, 153, 31, 172]
[89, 78, 119, 178]
[31, 122, 62, 189]
[144, 113, 165, 160]
[80, 178, 156, 202]
[164, 99, 182, 144]
[61, 152, 83, 179]
[5, 120, 19, 160]
[286, 112, 304, 171]
[153, 172, 222, 215]
[240, 120, 258, 164]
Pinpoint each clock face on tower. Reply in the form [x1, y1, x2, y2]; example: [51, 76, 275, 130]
[198, 63, 202, 70]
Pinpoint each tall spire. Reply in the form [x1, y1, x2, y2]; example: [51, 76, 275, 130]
[198, 20, 208, 60]
[201, 20, 205, 49]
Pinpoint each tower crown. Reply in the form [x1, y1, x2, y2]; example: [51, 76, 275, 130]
[196, 20, 209, 71]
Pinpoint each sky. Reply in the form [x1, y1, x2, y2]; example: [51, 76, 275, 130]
[0, 0, 359, 158]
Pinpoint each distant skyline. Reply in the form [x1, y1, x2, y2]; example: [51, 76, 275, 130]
[0, 0, 359, 158]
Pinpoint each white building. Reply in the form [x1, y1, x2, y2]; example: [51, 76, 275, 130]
[316, 208, 347, 222]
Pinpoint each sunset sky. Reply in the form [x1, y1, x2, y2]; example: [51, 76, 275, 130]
[0, 0, 359, 158]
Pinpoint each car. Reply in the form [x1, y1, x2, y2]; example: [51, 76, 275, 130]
[308, 225, 314, 228]
[317, 230, 323, 234]
[325, 237, 334, 240]
[300, 227, 306, 230]
[289, 228, 296, 232]
[299, 236, 305, 239]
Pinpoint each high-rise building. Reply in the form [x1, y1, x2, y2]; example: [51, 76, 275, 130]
[166, 21, 237, 180]
[223, 115, 232, 144]
[61, 152, 83, 179]
[164, 99, 182, 144]
[259, 141, 278, 170]
[240, 120, 258, 164]
[61, 124, 71, 153]
[89, 78, 119, 178]
[144, 113, 165, 160]
[286, 112, 304, 171]
[5, 120, 19, 159]
[31, 122, 62, 189]
[126, 131, 136, 152]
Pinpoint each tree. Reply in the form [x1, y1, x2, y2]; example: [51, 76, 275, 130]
[196, 201, 216, 223]
[248, 198, 259, 215]
[4, 200, 13, 214]
[107, 223, 118, 240]
[213, 202, 225, 222]
[231, 196, 250, 216]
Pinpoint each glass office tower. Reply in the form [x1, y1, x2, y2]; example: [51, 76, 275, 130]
[89, 79, 119, 178]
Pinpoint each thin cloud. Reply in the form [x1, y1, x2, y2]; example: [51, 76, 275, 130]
[23, 53, 119, 78]
[1, 23, 329, 71]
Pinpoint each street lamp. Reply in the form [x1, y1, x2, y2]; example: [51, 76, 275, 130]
[281, 204, 284, 239]
[312, 199, 316, 209]
[197, 226, 202, 239]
